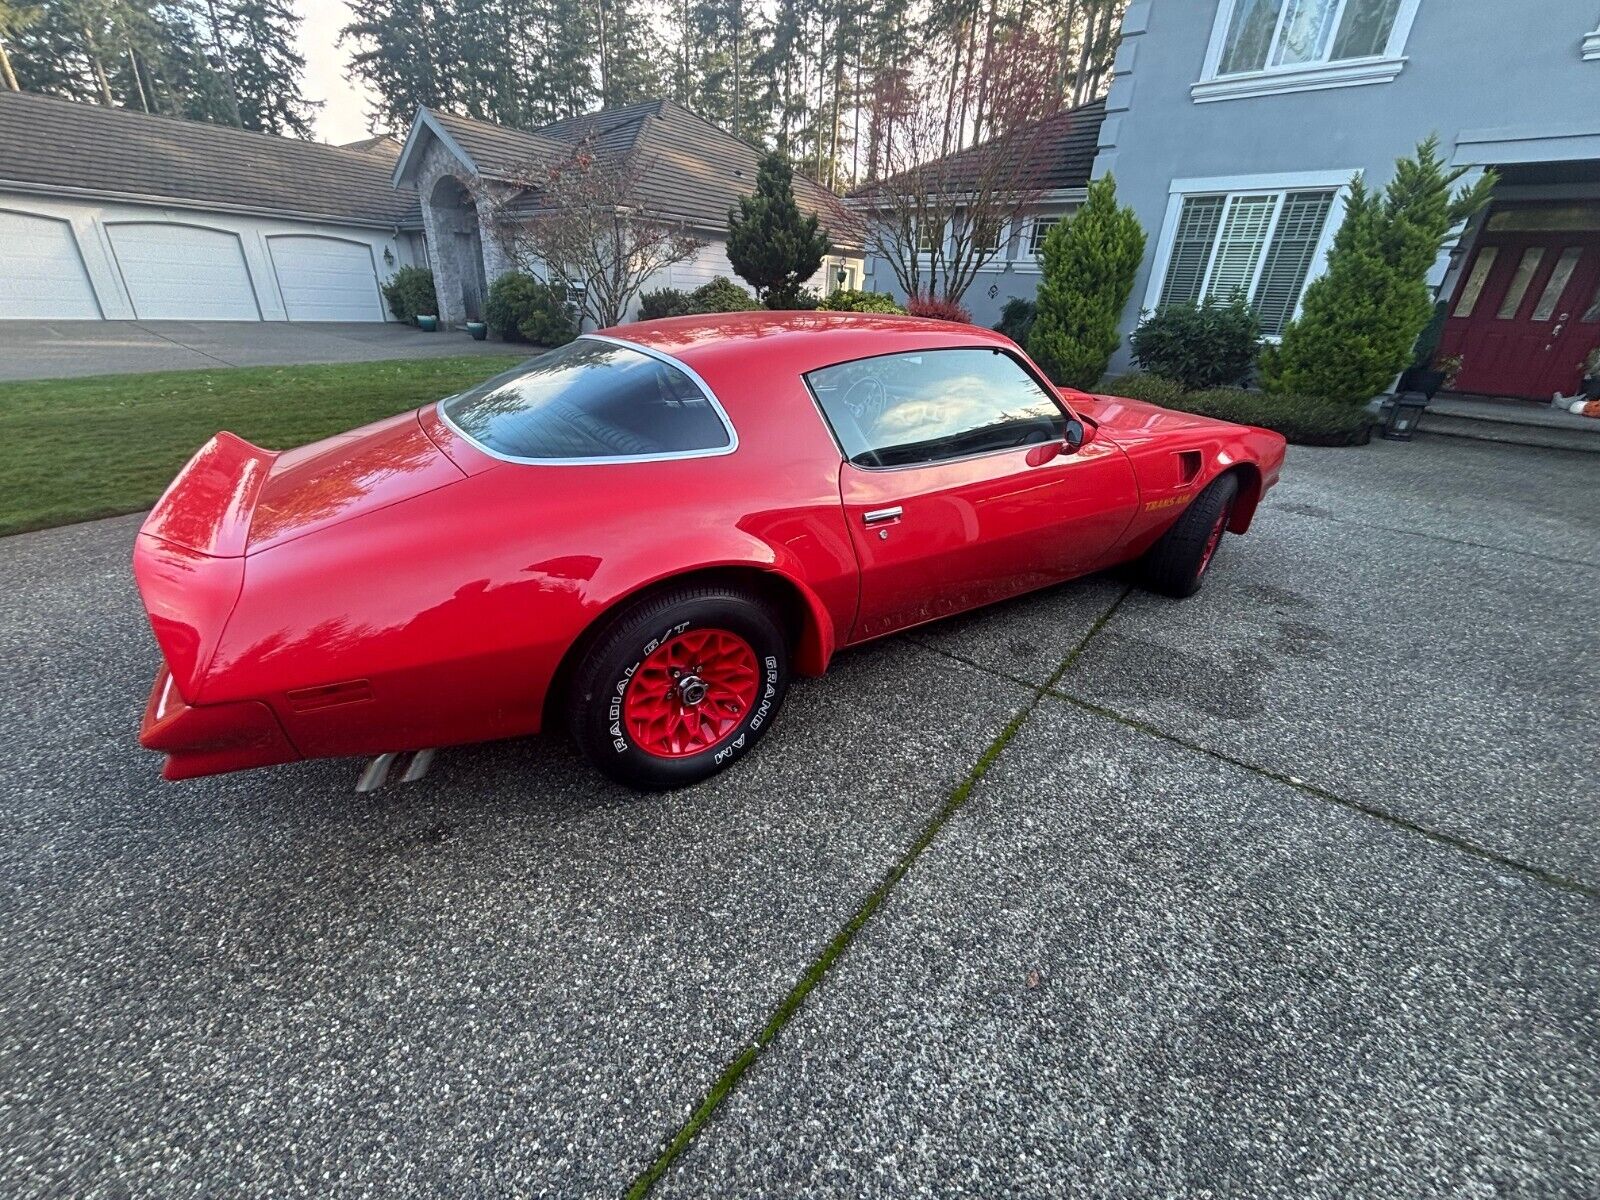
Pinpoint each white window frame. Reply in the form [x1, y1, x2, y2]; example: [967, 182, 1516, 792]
[1584, 12, 1600, 60]
[1141, 170, 1358, 341]
[1192, 0, 1424, 103]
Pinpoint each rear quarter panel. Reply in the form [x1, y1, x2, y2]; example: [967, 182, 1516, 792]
[203, 385, 857, 760]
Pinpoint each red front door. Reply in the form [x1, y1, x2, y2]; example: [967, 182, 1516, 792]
[1440, 227, 1600, 400]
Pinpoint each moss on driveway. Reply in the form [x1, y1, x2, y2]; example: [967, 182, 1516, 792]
[0, 355, 525, 538]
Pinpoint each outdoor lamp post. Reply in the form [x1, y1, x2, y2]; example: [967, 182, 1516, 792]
[1383, 391, 1429, 441]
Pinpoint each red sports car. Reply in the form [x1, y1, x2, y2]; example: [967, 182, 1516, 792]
[134, 312, 1285, 790]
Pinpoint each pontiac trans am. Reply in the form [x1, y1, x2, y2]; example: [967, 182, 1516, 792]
[134, 312, 1286, 790]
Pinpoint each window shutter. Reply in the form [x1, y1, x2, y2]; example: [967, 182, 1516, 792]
[1252, 190, 1334, 335]
[1158, 196, 1225, 310]
[1204, 194, 1277, 305]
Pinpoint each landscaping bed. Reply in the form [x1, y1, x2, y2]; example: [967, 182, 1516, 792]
[0, 355, 524, 537]
[1104, 373, 1373, 446]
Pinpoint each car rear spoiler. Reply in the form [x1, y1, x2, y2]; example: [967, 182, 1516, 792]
[134, 433, 276, 702]
[141, 432, 278, 558]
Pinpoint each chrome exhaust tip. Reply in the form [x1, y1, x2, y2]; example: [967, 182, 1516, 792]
[355, 749, 436, 793]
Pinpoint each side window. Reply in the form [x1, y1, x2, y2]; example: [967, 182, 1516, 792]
[806, 347, 1067, 469]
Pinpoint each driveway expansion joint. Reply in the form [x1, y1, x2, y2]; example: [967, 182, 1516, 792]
[623, 587, 1133, 1198]
[1047, 689, 1600, 901]
[1278, 505, 1600, 572]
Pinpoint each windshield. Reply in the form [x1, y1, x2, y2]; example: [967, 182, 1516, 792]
[440, 338, 732, 461]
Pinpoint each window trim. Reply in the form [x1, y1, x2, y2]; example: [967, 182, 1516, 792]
[1584, 18, 1600, 60]
[434, 333, 740, 467]
[801, 344, 1080, 473]
[1192, 0, 1424, 103]
[1142, 170, 1357, 342]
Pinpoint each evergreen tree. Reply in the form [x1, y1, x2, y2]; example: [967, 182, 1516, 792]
[1027, 174, 1145, 389]
[727, 151, 831, 306]
[1262, 138, 1496, 404]
[221, 0, 316, 135]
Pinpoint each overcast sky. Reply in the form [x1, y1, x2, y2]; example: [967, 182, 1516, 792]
[296, 0, 381, 144]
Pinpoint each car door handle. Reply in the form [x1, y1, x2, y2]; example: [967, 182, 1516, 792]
[863, 506, 903, 525]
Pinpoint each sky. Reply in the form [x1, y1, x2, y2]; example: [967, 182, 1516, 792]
[296, 0, 383, 144]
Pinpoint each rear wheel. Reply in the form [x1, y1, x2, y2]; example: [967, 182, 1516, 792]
[1139, 473, 1240, 598]
[569, 587, 790, 789]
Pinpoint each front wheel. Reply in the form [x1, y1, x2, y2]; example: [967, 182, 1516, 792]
[568, 586, 790, 789]
[1139, 472, 1240, 598]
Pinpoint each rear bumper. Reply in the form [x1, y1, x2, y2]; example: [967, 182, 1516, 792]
[139, 664, 301, 780]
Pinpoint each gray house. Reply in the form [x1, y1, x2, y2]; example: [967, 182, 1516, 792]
[391, 98, 863, 329]
[1096, 0, 1600, 398]
[855, 100, 1109, 329]
[0, 91, 861, 330]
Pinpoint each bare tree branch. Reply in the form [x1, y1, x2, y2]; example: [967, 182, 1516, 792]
[852, 29, 1062, 305]
[475, 139, 704, 329]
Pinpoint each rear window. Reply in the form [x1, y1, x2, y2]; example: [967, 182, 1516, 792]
[440, 338, 732, 461]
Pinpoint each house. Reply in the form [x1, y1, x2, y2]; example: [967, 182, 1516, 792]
[1096, 0, 1600, 398]
[390, 98, 862, 328]
[852, 100, 1109, 328]
[0, 91, 862, 330]
[0, 89, 422, 322]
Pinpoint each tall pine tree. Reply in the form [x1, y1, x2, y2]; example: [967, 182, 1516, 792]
[727, 150, 831, 306]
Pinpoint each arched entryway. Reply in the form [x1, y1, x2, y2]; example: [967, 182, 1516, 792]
[424, 175, 489, 327]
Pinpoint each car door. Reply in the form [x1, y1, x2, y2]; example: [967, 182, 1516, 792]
[805, 345, 1139, 643]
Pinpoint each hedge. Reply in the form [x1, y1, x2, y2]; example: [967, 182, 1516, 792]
[1104, 373, 1373, 446]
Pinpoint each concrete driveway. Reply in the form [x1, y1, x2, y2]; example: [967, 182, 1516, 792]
[0, 437, 1595, 1198]
[0, 320, 513, 381]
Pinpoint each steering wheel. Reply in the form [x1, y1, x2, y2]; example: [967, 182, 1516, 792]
[842, 374, 888, 427]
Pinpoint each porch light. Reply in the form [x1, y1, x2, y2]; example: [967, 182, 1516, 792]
[1383, 391, 1428, 441]
[835, 266, 847, 290]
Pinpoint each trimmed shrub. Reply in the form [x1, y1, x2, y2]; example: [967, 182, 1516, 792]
[906, 293, 973, 323]
[485, 272, 575, 344]
[1262, 138, 1495, 404]
[382, 266, 438, 324]
[994, 297, 1036, 345]
[636, 277, 761, 320]
[1105, 373, 1372, 446]
[727, 152, 832, 308]
[817, 288, 905, 314]
[1028, 174, 1146, 389]
[1129, 297, 1262, 391]
[689, 277, 762, 312]
[638, 287, 694, 320]
[772, 286, 822, 311]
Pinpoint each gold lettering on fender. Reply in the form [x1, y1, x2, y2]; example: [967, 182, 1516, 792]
[1144, 495, 1192, 512]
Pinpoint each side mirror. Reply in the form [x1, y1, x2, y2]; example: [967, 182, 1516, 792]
[1064, 418, 1087, 453]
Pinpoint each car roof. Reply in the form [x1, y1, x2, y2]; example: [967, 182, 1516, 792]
[600, 311, 1019, 380]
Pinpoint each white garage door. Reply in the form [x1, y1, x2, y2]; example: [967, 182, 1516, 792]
[269, 235, 385, 322]
[0, 210, 102, 319]
[108, 223, 260, 320]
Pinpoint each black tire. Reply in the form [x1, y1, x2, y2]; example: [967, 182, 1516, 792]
[1139, 472, 1240, 599]
[568, 586, 790, 790]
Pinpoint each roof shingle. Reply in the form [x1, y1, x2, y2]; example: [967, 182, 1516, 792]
[416, 98, 862, 250]
[848, 98, 1107, 201]
[0, 90, 418, 226]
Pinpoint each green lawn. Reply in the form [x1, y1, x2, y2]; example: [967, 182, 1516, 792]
[0, 355, 525, 538]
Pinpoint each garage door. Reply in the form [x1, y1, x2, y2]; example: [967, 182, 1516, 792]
[0, 210, 101, 319]
[108, 223, 260, 320]
[268, 235, 385, 322]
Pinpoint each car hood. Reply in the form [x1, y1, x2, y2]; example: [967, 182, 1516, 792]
[245, 410, 467, 553]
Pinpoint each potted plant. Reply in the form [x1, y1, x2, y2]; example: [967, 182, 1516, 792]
[465, 320, 488, 341]
[416, 314, 439, 332]
[1582, 347, 1600, 400]
[1403, 352, 1461, 399]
